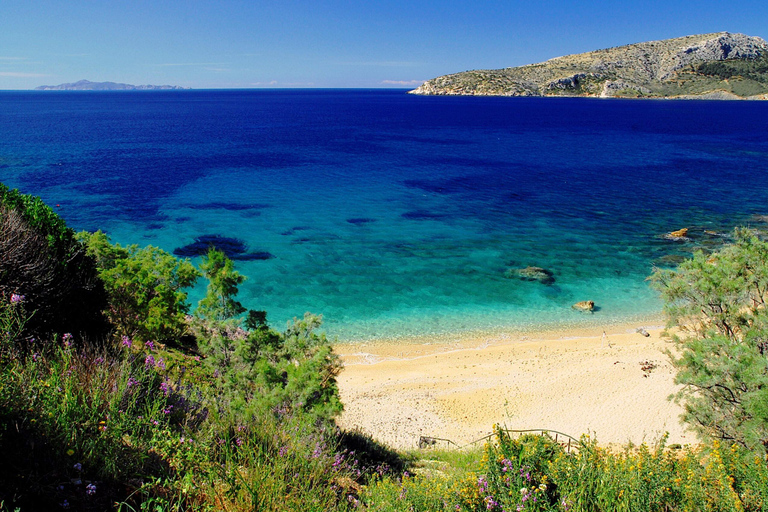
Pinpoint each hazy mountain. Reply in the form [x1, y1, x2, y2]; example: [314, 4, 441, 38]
[35, 80, 188, 91]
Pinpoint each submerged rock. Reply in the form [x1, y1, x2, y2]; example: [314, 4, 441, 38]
[507, 266, 555, 285]
[572, 300, 595, 312]
[174, 234, 274, 261]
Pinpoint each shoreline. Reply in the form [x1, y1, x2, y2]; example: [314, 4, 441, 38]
[335, 318, 694, 450]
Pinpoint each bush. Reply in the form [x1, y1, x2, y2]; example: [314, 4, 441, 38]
[0, 183, 109, 342]
[650, 229, 768, 453]
[79, 231, 200, 343]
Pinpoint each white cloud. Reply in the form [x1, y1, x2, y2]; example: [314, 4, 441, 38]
[0, 72, 48, 77]
[333, 61, 420, 67]
[157, 62, 226, 67]
[381, 80, 424, 85]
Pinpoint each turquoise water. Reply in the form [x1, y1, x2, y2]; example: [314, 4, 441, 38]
[2, 90, 768, 340]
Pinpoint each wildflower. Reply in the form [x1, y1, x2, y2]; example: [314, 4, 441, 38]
[312, 443, 322, 458]
[85, 483, 97, 495]
[66, 449, 75, 456]
[539, 483, 547, 491]
[162, 406, 173, 415]
[94, 357, 104, 364]
[121, 336, 132, 347]
[156, 358, 166, 369]
[144, 354, 155, 368]
[159, 380, 170, 395]
[10, 293, 25, 303]
[235, 438, 243, 447]
[145, 340, 155, 351]
[279, 446, 288, 457]
[98, 421, 107, 432]
[61, 499, 70, 509]
[63, 333, 73, 347]
[73, 463, 82, 471]
[127, 377, 139, 388]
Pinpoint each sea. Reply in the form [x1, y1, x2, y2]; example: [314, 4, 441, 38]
[1, 89, 768, 341]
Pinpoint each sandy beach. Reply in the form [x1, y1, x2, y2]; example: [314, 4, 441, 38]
[335, 321, 693, 450]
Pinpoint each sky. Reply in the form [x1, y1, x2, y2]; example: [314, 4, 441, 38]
[1, 0, 767, 90]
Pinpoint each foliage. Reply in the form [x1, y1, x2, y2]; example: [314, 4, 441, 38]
[79, 230, 200, 343]
[196, 247, 246, 322]
[196, 311, 344, 425]
[650, 229, 768, 452]
[364, 432, 768, 512]
[0, 183, 109, 341]
[697, 54, 768, 82]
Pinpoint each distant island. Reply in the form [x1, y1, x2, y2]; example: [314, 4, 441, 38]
[35, 79, 188, 91]
[410, 32, 768, 99]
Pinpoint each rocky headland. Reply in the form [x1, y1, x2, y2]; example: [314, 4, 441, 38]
[410, 32, 768, 99]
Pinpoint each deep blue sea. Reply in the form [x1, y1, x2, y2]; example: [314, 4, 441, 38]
[2, 89, 768, 341]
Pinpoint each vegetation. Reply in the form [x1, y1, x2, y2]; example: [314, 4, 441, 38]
[3, 186, 768, 511]
[651, 229, 768, 453]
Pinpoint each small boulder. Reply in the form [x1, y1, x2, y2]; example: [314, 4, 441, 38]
[572, 300, 595, 312]
[665, 228, 689, 240]
[508, 266, 555, 285]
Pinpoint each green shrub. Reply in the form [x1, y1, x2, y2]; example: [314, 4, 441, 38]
[78, 231, 200, 343]
[0, 184, 109, 342]
[650, 229, 768, 453]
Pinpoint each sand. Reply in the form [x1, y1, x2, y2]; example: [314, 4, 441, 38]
[335, 321, 694, 450]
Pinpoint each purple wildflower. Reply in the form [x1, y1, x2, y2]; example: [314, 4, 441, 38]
[61, 499, 70, 509]
[127, 377, 139, 388]
[312, 442, 322, 458]
[144, 354, 155, 368]
[162, 406, 173, 415]
[145, 340, 155, 351]
[156, 357, 166, 370]
[159, 380, 170, 396]
[62, 333, 73, 347]
[94, 357, 104, 364]
[235, 437, 243, 447]
[121, 336, 132, 347]
[279, 446, 288, 457]
[73, 462, 82, 471]
[10, 293, 24, 303]
[85, 483, 96, 495]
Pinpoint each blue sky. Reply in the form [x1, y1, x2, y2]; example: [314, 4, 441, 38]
[1, 0, 766, 89]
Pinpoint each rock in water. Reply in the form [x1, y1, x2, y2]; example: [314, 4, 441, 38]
[508, 266, 555, 285]
[665, 228, 689, 240]
[572, 300, 595, 312]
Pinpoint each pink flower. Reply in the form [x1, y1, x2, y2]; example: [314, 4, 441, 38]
[10, 293, 24, 303]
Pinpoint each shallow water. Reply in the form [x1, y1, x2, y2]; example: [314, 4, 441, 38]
[1, 90, 767, 340]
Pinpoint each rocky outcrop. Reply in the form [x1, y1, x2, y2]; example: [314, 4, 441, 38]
[410, 32, 768, 99]
[572, 300, 595, 312]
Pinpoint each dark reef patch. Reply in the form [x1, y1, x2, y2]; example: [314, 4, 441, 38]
[281, 226, 311, 236]
[174, 234, 274, 261]
[402, 210, 447, 220]
[347, 218, 376, 225]
[186, 202, 271, 211]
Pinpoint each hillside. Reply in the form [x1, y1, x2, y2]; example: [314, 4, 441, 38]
[410, 32, 768, 99]
[35, 79, 187, 91]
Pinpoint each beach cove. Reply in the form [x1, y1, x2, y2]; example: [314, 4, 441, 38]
[336, 320, 691, 450]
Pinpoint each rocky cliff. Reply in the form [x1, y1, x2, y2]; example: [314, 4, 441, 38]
[410, 32, 768, 99]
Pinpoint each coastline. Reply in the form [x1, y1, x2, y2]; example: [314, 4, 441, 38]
[335, 317, 694, 450]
